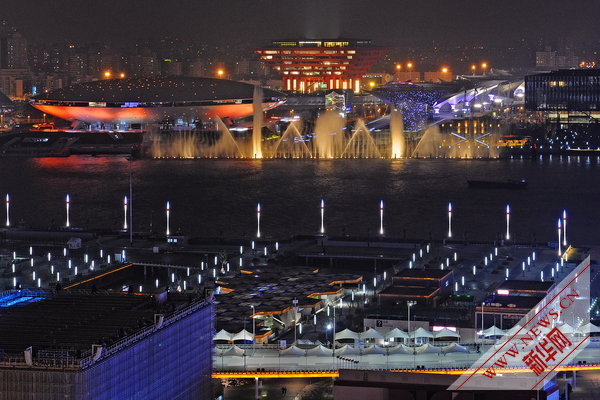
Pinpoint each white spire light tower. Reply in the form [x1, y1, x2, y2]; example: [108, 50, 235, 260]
[65, 194, 71, 227]
[256, 203, 261, 238]
[5, 193, 9, 227]
[505, 205, 510, 240]
[447, 202, 452, 238]
[320, 199, 325, 234]
[562, 209, 567, 246]
[123, 196, 128, 230]
[557, 218, 562, 257]
[165, 201, 171, 236]
[379, 200, 384, 236]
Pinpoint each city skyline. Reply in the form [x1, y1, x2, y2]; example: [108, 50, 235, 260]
[3, 0, 600, 50]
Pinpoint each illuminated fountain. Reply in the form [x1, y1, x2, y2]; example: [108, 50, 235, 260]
[271, 120, 313, 158]
[389, 109, 405, 158]
[212, 116, 245, 158]
[252, 85, 264, 159]
[313, 111, 345, 159]
[341, 119, 381, 158]
[411, 124, 444, 158]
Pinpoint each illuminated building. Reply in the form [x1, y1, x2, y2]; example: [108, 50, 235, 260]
[30, 76, 285, 127]
[257, 39, 385, 93]
[0, 290, 214, 399]
[526, 69, 600, 112]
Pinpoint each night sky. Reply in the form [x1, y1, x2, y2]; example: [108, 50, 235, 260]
[4, 0, 600, 48]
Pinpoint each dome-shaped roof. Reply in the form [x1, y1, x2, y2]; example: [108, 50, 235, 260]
[32, 77, 284, 103]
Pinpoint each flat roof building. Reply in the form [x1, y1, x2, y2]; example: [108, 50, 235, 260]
[0, 289, 213, 400]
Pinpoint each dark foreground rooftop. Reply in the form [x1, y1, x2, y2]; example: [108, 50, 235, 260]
[0, 289, 199, 357]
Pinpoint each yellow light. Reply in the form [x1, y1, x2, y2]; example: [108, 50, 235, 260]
[119, 73, 126, 79]
[481, 62, 488, 69]
[369, 81, 376, 88]
[396, 64, 402, 70]
[103, 71, 111, 78]
[217, 69, 225, 77]
[471, 64, 476, 71]
[407, 62, 413, 69]
[442, 67, 449, 73]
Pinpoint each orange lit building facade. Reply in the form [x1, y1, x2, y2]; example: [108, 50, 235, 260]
[257, 39, 385, 93]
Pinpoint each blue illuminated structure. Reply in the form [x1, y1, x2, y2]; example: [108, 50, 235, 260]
[0, 290, 46, 308]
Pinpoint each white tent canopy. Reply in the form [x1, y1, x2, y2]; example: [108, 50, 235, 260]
[306, 345, 333, 357]
[361, 328, 384, 340]
[336, 344, 360, 355]
[279, 345, 305, 357]
[558, 323, 576, 334]
[411, 327, 434, 339]
[434, 328, 460, 339]
[415, 343, 441, 354]
[385, 328, 409, 340]
[577, 322, 600, 333]
[214, 329, 233, 341]
[441, 343, 469, 354]
[335, 328, 360, 341]
[483, 326, 506, 337]
[362, 345, 386, 355]
[232, 329, 254, 342]
[221, 345, 246, 357]
[387, 344, 412, 354]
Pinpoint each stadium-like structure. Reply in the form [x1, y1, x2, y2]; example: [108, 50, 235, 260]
[30, 77, 285, 128]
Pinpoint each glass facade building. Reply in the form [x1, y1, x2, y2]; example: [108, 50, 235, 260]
[0, 294, 214, 400]
[525, 69, 600, 111]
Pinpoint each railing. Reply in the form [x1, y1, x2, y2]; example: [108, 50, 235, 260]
[0, 298, 212, 370]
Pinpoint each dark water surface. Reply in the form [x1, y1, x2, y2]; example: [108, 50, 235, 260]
[1, 155, 599, 244]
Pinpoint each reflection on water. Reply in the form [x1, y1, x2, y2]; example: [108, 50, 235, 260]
[0, 155, 597, 243]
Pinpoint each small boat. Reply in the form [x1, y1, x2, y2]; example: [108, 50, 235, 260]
[467, 179, 527, 189]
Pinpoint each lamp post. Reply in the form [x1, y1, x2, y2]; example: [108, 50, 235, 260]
[557, 219, 562, 257]
[65, 194, 70, 228]
[481, 302, 485, 343]
[447, 202, 452, 238]
[251, 305, 256, 355]
[320, 199, 325, 234]
[379, 200, 384, 236]
[123, 196, 128, 230]
[505, 205, 510, 240]
[562, 210, 567, 246]
[256, 203, 261, 238]
[407, 301, 416, 366]
[5, 193, 9, 227]
[292, 298, 298, 345]
[166, 201, 171, 236]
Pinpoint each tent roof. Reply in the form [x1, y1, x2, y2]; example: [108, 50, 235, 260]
[415, 343, 441, 354]
[336, 344, 360, 355]
[411, 327, 434, 338]
[362, 345, 386, 355]
[387, 344, 412, 354]
[306, 344, 333, 356]
[279, 345, 305, 356]
[214, 329, 233, 341]
[385, 328, 409, 340]
[441, 343, 469, 353]
[433, 328, 460, 339]
[361, 328, 384, 340]
[222, 345, 246, 356]
[232, 329, 254, 341]
[335, 328, 359, 341]
[483, 326, 506, 337]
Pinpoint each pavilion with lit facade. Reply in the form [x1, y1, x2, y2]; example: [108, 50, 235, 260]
[257, 39, 386, 93]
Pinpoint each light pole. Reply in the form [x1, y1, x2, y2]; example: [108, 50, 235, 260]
[379, 200, 384, 236]
[256, 203, 261, 238]
[251, 305, 256, 355]
[407, 301, 416, 367]
[505, 205, 510, 240]
[166, 201, 171, 236]
[481, 302, 485, 343]
[5, 193, 9, 227]
[292, 298, 298, 345]
[123, 196, 128, 230]
[65, 194, 71, 228]
[447, 202, 452, 238]
[320, 199, 325, 234]
[562, 210, 567, 246]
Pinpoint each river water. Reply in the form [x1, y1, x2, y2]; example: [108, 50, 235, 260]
[1, 155, 598, 244]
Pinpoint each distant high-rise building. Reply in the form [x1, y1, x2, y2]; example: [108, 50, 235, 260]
[0, 20, 29, 70]
[535, 46, 579, 69]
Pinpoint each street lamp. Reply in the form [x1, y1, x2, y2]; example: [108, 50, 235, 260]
[250, 305, 256, 355]
[103, 71, 111, 79]
[407, 301, 416, 367]
[217, 69, 225, 78]
[407, 62, 414, 70]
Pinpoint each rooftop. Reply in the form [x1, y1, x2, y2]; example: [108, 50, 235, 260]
[394, 268, 454, 280]
[496, 280, 555, 293]
[32, 77, 284, 104]
[0, 289, 199, 356]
